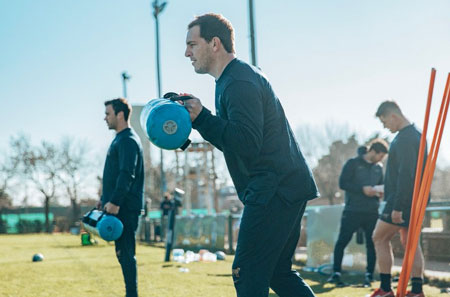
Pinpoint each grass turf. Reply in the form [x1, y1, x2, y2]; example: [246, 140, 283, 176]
[0, 234, 446, 297]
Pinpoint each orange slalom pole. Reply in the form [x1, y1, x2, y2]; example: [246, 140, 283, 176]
[411, 73, 450, 238]
[397, 73, 449, 297]
[409, 77, 450, 276]
[396, 68, 435, 296]
[396, 73, 450, 297]
[408, 68, 436, 224]
[397, 74, 450, 297]
[412, 73, 450, 234]
[412, 74, 450, 232]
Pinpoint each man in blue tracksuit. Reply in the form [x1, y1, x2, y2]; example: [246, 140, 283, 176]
[182, 13, 319, 297]
[100, 98, 144, 297]
[327, 140, 388, 287]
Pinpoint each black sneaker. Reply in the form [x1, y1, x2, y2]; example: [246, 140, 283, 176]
[327, 272, 346, 287]
[364, 273, 374, 287]
[327, 272, 340, 283]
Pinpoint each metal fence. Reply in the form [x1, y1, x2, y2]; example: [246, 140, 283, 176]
[138, 202, 450, 264]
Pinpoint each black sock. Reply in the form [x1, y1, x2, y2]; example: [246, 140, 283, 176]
[380, 273, 391, 292]
[411, 277, 423, 293]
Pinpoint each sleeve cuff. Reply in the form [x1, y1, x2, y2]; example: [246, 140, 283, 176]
[192, 107, 211, 129]
[110, 195, 123, 207]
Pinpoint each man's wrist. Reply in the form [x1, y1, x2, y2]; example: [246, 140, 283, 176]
[192, 107, 211, 128]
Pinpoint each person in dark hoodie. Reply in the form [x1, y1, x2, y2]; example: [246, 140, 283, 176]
[100, 98, 144, 297]
[182, 13, 319, 297]
[327, 139, 388, 287]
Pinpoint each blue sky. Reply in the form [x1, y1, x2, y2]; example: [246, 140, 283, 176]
[1, 0, 450, 165]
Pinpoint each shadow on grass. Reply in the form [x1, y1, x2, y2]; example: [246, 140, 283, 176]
[299, 270, 369, 294]
[52, 244, 111, 249]
[139, 242, 166, 249]
[209, 270, 366, 296]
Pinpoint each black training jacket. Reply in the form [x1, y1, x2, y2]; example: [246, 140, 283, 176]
[339, 154, 384, 214]
[101, 128, 144, 212]
[192, 58, 319, 206]
[384, 124, 426, 213]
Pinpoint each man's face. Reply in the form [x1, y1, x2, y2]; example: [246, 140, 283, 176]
[371, 152, 386, 163]
[378, 114, 398, 133]
[185, 25, 214, 74]
[104, 104, 117, 130]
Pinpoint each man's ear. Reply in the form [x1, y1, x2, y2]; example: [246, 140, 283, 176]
[391, 112, 401, 122]
[212, 37, 221, 51]
[117, 110, 124, 121]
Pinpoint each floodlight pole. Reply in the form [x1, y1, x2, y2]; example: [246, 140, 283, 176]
[152, 0, 167, 198]
[248, 0, 257, 66]
[121, 71, 130, 98]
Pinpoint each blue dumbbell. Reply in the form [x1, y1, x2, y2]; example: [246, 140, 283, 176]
[82, 209, 123, 241]
[140, 93, 192, 150]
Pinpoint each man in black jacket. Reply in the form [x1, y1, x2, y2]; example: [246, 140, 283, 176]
[368, 101, 426, 297]
[183, 13, 319, 297]
[100, 98, 144, 297]
[159, 193, 171, 241]
[327, 140, 387, 287]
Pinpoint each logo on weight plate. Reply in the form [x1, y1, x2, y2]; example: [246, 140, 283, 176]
[163, 120, 178, 135]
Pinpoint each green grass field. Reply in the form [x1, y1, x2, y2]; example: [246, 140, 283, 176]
[0, 234, 446, 297]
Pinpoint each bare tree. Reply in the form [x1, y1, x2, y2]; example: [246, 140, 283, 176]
[0, 189, 12, 213]
[11, 135, 60, 232]
[0, 155, 15, 233]
[0, 149, 20, 213]
[57, 138, 93, 226]
[313, 135, 359, 205]
[431, 164, 450, 201]
[295, 121, 353, 167]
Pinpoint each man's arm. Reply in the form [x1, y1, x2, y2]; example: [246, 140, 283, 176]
[339, 159, 365, 193]
[339, 159, 378, 197]
[190, 81, 264, 157]
[393, 140, 418, 212]
[377, 165, 384, 185]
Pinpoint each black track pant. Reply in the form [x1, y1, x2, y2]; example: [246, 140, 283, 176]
[116, 211, 139, 297]
[232, 196, 315, 297]
[332, 211, 378, 274]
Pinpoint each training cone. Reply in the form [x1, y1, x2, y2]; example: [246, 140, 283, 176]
[32, 253, 44, 262]
[215, 251, 226, 261]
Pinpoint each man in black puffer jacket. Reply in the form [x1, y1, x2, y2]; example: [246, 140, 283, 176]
[328, 139, 388, 287]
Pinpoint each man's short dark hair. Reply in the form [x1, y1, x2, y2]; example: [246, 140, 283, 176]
[368, 138, 389, 154]
[104, 98, 132, 121]
[188, 13, 235, 54]
[375, 100, 403, 117]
